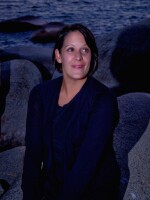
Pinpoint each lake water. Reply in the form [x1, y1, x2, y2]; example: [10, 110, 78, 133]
[0, 0, 150, 48]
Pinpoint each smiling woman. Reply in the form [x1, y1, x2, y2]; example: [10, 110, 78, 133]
[21, 24, 120, 200]
[55, 31, 91, 86]
[52, 24, 98, 107]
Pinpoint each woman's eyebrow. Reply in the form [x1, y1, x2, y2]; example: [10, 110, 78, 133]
[64, 43, 88, 48]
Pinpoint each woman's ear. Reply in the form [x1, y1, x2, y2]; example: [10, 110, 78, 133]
[55, 49, 62, 63]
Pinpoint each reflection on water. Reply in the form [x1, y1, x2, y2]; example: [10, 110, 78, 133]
[0, 0, 150, 48]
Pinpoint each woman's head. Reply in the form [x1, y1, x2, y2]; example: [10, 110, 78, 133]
[52, 24, 98, 76]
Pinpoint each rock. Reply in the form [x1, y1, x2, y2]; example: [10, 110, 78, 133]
[0, 183, 4, 197]
[0, 45, 54, 77]
[0, 61, 10, 117]
[0, 146, 25, 198]
[31, 22, 66, 43]
[114, 92, 150, 199]
[0, 15, 48, 32]
[94, 18, 150, 96]
[0, 59, 42, 151]
[0, 48, 20, 61]
[94, 30, 120, 89]
[110, 24, 150, 95]
[0, 177, 22, 200]
[123, 120, 150, 200]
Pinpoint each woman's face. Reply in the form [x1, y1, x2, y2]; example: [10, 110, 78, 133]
[55, 31, 91, 81]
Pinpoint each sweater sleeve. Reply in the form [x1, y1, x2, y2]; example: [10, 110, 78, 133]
[21, 86, 43, 200]
[60, 92, 119, 200]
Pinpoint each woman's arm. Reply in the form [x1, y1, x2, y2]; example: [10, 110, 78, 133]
[21, 86, 43, 200]
[60, 92, 119, 200]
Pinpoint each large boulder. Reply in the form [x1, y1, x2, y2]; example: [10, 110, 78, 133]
[110, 25, 150, 95]
[0, 146, 25, 199]
[114, 92, 150, 199]
[0, 15, 48, 32]
[0, 45, 54, 76]
[94, 18, 150, 96]
[94, 30, 120, 88]
[31, 22, 66, 43]
[0, 59, 42, 151]
[123, 120, 150, 200]
[0, 177, 22, 200]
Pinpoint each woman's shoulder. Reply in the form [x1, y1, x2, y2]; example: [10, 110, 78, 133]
[88, 77, 119, 115]
[88, 76, 115, 97]
[86, 77, 119, 110]
[33, 76, 62, 91]
[30, 76, 63, 98]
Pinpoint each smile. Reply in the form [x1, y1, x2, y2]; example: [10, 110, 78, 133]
[72, 65, 84, 69]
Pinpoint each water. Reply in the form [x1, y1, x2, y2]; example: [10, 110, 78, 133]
[0, 0, 150, 48]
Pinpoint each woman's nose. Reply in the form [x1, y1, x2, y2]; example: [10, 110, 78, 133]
[75, 51, 82, 60]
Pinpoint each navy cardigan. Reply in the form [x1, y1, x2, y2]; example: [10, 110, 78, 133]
[22, 76, 120, 200]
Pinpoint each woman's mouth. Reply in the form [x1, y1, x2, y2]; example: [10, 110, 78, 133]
[72, 65, 84, 69]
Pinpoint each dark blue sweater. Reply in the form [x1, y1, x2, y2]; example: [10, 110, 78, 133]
[22, 76, 120, 200]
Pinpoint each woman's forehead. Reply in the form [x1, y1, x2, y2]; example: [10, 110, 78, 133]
[63, 31, 87, 46]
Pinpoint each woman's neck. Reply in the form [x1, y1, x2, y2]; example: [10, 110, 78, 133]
[58, 77, 87, 106]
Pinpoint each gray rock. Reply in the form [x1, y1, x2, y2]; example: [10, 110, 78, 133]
[0, 177, 23, 200]
[1, 59, 42, 150]
[123, 120, 150, 200]
[0, 146, 25, 198]
[1, 45, 54, 76]
[0, 146, 25, 184]
[110, 24, 150, 95]
[114, 92, 150, 199]
[31, 22, 66, 43]
[0, 185, 4, 197]
[0, 15, 48, 32]
[94, 18, 150, 96]
[94, 30, 120, 88]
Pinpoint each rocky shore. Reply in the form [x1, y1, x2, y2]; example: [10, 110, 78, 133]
[0, 17, 150, 199]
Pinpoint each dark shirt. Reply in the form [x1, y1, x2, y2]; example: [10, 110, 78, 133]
[22, 76, 120, 200]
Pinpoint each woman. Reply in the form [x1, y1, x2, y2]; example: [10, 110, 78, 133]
[22, 24, 120, 200]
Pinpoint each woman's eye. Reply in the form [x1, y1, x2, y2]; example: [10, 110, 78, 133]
[67, 47, 74, 52]
[81, 48, 89, 54]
